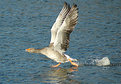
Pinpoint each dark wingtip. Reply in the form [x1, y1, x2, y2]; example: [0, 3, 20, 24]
[64, 1, 67, 5]
[63, 1, 71, 10]
[64, 1, 68, 6]
[73, 3, 77, 8]
[72, 3, 78, 12]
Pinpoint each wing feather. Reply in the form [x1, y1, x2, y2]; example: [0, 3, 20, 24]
[50, 2, 70, 44]
[54, 4, 78, 54]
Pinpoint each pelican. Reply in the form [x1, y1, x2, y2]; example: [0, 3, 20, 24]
[26, 2, 78, 67]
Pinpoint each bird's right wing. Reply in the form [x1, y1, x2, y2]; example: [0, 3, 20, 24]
[50, 2, 70, 44]
[53, 4, 78, 54]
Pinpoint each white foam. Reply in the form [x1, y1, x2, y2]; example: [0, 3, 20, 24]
[95, 57, 110, 66]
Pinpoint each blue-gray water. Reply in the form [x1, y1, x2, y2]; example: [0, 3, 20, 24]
[0, 0, 121, 84]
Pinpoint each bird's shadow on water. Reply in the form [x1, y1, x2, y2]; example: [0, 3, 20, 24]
[31, 66, 81, 83]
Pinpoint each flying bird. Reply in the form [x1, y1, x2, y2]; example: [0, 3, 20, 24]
[26, 2, 78, 67]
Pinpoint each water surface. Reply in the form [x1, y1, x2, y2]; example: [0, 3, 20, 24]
[0, 0, 121, 84]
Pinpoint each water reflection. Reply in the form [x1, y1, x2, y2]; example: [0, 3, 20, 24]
[32, 67, 81, 83]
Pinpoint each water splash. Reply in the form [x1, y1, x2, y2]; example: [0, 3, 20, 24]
[95, 57, 110, 66]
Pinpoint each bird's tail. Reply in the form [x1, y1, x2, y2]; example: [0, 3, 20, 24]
[64, 54, 77, 62]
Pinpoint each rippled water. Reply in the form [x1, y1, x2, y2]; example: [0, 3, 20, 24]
[0, 0, 121, 84]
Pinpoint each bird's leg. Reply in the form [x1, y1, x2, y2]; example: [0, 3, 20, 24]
[69, 59, 78, 67]
[51, 62, 61, 68]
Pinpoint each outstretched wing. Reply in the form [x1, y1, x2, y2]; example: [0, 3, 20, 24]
[53, 4, 78, 54]
[50, 2, 70, 44]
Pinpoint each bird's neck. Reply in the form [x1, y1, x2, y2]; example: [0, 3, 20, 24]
[33, 48, 47, 55]
[32, 49, 41, 53]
